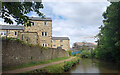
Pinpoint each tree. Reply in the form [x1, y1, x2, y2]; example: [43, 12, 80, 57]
[1, 1, 44, 26]
[96, 2, 120, 63]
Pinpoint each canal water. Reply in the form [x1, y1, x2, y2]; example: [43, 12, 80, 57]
[68, 59, 120, 74]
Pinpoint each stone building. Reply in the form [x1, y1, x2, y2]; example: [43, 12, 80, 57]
[18, 17, 52, 47]
[52, 37, 70, 51]
[0, 17, 70, 50]
[0, 25, 24, 38]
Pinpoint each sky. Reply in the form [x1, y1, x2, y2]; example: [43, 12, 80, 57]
[0, 0, 111, 47]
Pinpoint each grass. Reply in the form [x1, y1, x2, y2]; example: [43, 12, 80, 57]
[27, 57, 80, 73]
[3, 57, 70, 71]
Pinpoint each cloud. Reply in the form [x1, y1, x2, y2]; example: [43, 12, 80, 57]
[41, 2, 110, 47]
[0, 1, 111, 47]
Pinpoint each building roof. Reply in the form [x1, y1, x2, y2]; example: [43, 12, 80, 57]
[74, 42, 96, 47]
[0, 25, 24, 30]
[29, 17, 52, 21]
[52, 37, 70, 40]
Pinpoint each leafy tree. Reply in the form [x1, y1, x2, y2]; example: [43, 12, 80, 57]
[96, 2, 120, 63]
[1, 1, 44, 26]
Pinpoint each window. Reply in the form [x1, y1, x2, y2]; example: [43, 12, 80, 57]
[26, 37, 29, 43]
[14, 32, 17, 36]
[60, 40, 63, 42]
[45, 44, 48, 47]
[31, 22, 34, 26]
[41, 32, 44, 36]
[61, 45, 63, 47]
[1, 33, 3, 35]
[44, 21, 47, 25]
[53, 45, 56, 47]
[21, 34, 23, 40]
[4, 33, 6, 35]
[41, 32, 47, 36]
[42, 43, 45, 47]
[45, 32, 47, 36]
[42, 43, 47, 47]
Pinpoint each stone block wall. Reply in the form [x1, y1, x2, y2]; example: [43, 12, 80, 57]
[2, 39, 69, 68]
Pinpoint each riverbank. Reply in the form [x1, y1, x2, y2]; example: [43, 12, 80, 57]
[26, 56, 80, 73]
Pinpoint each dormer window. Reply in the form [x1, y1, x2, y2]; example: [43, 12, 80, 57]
[44, 21, 47, 25]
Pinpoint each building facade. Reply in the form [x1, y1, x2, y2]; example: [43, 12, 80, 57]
[20, 17, 52, 47]
[52, 37, 70, 51]
[0, 17, 70, 50]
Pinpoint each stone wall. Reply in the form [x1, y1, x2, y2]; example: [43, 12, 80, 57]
[18, 32, 39, 45]
[2, 39, 69, 68]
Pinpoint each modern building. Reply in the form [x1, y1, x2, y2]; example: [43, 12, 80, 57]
[0, 17, 70, 51]
[72, 42, 96, 51]
[52, 37, 70, 51]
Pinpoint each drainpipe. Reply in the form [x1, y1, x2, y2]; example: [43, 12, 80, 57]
[6, 30, 8, 39]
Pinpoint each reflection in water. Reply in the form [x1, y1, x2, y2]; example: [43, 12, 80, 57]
[67, 59, 120, 74]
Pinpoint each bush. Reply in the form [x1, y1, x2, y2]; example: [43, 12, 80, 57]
[68, 50, 72, 56]
[81, 50, 91, 58]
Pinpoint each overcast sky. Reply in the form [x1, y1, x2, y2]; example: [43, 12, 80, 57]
[0, 0, 111, 47]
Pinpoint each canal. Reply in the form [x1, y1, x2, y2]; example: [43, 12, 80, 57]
[68, 59, 120, 74]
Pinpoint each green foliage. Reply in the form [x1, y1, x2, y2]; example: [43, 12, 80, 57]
[68, 50, 72, 56]
[73, 53, 76, 56]
[2, 37, 25, 44]
[28, 57, 80, 73]
[81, 50, 91, 58]
[96, 2, 120, 63]
[76, 54, 81, 57]
[2, 1, 44, 26]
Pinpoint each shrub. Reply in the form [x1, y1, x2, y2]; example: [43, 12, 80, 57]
[81, 50, 91, 58]
[68, 50, 72, 56]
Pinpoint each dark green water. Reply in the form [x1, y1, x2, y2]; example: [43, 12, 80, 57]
[68, 59, 120, 73]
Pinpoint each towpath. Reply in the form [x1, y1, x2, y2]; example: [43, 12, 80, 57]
[3, 57, 75, 73]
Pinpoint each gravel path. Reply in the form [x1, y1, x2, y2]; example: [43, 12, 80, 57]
[3, 57, 75, 73]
